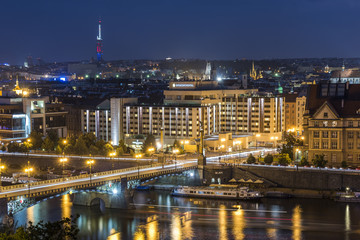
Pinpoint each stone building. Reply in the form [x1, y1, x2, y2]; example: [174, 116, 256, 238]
[304, 82, 360, 166]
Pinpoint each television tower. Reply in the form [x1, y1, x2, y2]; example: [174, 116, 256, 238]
[96, 19, 103, 62]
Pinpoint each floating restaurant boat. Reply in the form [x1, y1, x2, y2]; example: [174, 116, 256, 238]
[335, 192, 360, 203]
[171, 186, 263, 200]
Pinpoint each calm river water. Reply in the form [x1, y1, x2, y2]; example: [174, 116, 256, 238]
[13, 191, 360, 240]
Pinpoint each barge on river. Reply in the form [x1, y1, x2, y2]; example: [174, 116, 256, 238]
[171, 186, 263, 200]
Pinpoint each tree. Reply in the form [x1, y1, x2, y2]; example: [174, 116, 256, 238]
[0, 215, 79, 240]
[341, 160, 348, 169]
[29, 131, 43, 150]
[277, 132, 303, 160]
[89, 145, 99, 155]
[73, 138, 88, 155]
[46, 130, 59, 147]
[116, 140, 127, 155]
[142, 134, 156, 153]
[264, 154, 274, 165]
[278, 154, 291, 166]
[42, 137, 55, 152]
[104, 143, 113, 155]
[246, 154, 256, 164]
[172, 139, 184, 154]
[299, 156, 309, 167]
[82, 133, 96, 148]
[7, 142, 29, 153]
[55, 145, 62, 154]
[95, 139, 106, 155]
[312, 154, 327, 168]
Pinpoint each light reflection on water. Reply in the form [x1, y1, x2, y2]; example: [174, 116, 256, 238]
[12, 192, 360, 239]
[232, 206, 245, 240]
[219, 205, 228, 240]
[292, 205, 302, 240]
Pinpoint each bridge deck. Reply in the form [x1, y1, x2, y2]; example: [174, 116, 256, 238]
[0, 161, 197, 199]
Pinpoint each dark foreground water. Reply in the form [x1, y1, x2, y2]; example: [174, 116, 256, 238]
[13, 191, 360, 240]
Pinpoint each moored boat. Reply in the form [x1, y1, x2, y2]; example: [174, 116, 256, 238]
[335, 192, 360, 203]
[171, 186, 262, 200]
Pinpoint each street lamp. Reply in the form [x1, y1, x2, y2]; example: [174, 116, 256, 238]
[60, 157, 68, 179]
[147, 147, 155, 166]
[109, 152, 116, 169]
[135, 153, 142, 178]
[0, 159, 5, 188]
[173, 148, 179, 169]
[256, 134, 261, 149]
[86, 159, 95, 185]
[25, 161, 33, 197]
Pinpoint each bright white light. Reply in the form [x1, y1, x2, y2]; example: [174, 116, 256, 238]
[112, 189, 118, 194]
[217, 77, 222, 81]
[190, 173, 194, 177]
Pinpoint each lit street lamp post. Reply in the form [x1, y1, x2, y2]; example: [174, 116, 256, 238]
[25, 161, 33, 197]
[86, 159, 95, 185]
[147, 147, 155, 166]
[60, 157, 68, 180]
[0, 159, 5, 188]
[255, 134, 261, 149]
[109, 152, 116, 169]
[135, 154, 142, 178]
[173, 149, 179, 170]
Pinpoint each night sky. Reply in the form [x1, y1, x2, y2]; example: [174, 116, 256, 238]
[1, 0, 360, 64]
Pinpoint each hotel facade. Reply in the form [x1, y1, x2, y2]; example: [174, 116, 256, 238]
[109, 80, 285, 151]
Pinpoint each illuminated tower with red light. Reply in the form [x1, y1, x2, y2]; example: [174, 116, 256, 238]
[96, 19, 103, 62]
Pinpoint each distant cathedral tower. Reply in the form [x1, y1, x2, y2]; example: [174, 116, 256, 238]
[250, 61, 262, 80]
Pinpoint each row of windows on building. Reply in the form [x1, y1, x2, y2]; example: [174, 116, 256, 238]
[313, 121, 359, 127]
[313, 131, 360, 138]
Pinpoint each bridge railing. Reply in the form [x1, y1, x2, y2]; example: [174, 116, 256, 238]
[0, 162, 195, 191]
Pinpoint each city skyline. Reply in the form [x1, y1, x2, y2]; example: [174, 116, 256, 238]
[2, 0, 360, 64]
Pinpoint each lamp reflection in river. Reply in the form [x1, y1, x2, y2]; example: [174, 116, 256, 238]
[26, 206, 35, 224]
[133, 227, 145, 240]
[171, 214, 182, 240]
[182, 215, 193, 239]
[292, 205, 302, 240]
[219, 205, 228, 240]
[107, 229, 121, 240]
[345, 204, 350, 240]
[146, 220, 158, 240]
[61, 194, 71, 219]
[232, 205, 245, 240]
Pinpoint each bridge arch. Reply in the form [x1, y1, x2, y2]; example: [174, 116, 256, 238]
[89, 197, 106, 210]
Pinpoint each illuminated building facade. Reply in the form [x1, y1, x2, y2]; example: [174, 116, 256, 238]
[304, 83, 360, 166]
[0, 97, 67, 141]
[81, 99, 111, 142]
[110, 80, 284, 150]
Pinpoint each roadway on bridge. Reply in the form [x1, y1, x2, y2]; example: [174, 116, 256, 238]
[0, 148, 276, 162]
[0, 161, 196, 198]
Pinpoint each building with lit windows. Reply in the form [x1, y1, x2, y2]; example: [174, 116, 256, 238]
[110, 80, 285, 151]
[0, 97, 67, 141]
[81, 99, 111, 142]
[304, 82, 360, 166]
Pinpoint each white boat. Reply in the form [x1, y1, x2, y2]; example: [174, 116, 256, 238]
[171, 186, 262, 200]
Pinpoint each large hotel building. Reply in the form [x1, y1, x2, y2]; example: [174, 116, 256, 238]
[103, 80, 285, 152]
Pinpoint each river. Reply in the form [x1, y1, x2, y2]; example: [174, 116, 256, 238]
[12, 190, 360, 240]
